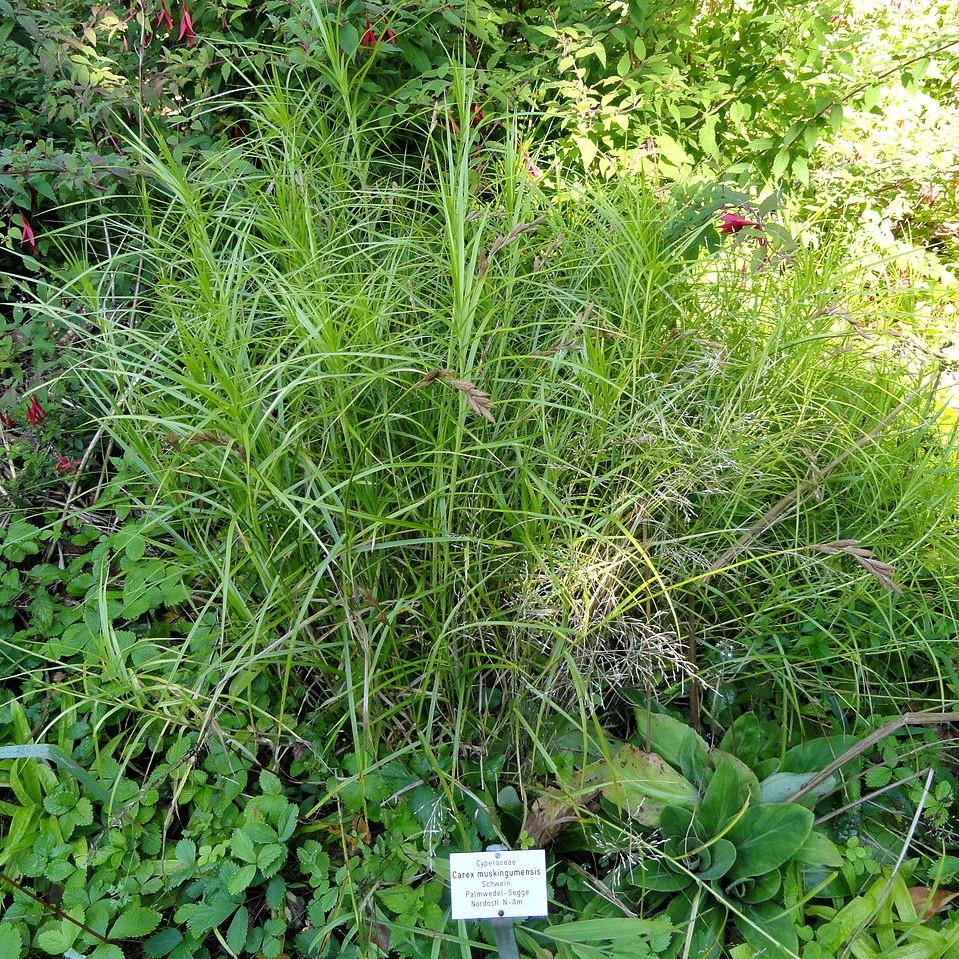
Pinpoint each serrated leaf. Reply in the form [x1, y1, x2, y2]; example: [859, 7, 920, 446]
[231, 829, 257, 863]
[187, 894, 239, 935]
[0, 925, 23, 959]
[228, 863, 258, 895]
[699, 116, 719, 160]
[110, 905, 162, 939]
[771, 149, 790, 178]
[257, 843, 287, 877]
[259, 770, 283, 795]
[34, 926, 70, 955]
[90, 946, 124, 959]
[175, 838, 196, 866]
[656, 134, 690, 168]
[143, 928, 183, 958]
[865, 766, 892, 788]
[226, 906, 249, 954]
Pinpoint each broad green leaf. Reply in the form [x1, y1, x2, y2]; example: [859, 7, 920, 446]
[698, 838, 737, 880]
[699, 760, 749, 836]
[710, 751, 761, 806]
[781, 736, 857, 774]
[633, 709, 710, 779]
[175, 838, 196, 866]
[34, 925, 70, 955]
[699, 116, 719, 160]
[772, 149, 790, 178]
[575, 136, 598, 169]
[231, 829, 257, 863]
[0, 925, 23, 959]
[257, 842, 287, 877]
[259, 770, 283, 795]
[90, 947, 124, 959]
[110, 905, 162, 939]
[600, 745, 698, 827]
[656, 134, 690, 168]
[226, 906, 249, 954]
[187, 894, 239, 935]
[735, 901, 799, 959]
[143, 928, 183, 959]
[735, 867, 782, 903]
[629, 857, 690, 892]
[759, 771, 835, 804]
[727, 804, 813, 880]
[228, 863, 258, 895]
[339, 23, 358, 54]
[794, 830, 844, 868]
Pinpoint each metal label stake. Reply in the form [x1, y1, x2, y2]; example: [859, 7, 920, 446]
[486, 845, 521, 959]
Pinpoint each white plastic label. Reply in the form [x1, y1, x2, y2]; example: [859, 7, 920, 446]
[449, 849, 548, 920]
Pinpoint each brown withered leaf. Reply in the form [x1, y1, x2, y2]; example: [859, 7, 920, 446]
[413, 369, 495, 423]
[908, 886, 959, 920]
[526, 793, 594, 846]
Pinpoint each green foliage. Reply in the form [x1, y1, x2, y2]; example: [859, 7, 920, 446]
[2, 3, 959, 951]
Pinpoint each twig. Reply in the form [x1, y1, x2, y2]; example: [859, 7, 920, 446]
[839, 767, 934, 959]
[815, 768, 928, 825]
[0, 872, 111, 943]
[787, 712, 959, 803]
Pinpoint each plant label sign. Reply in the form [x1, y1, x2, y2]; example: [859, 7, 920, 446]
[449, 849, 548, 920]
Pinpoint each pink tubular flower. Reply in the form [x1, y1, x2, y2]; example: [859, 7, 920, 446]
[26, 397, 46, 426]
[470, 104, 484, 128]
[53, 454, 82, 474]
[177, 2, 196, 44]
[20, 214, 37, 254]
[521, 150, 543, 180]
[0, 412, 14, 429]
[718, 212, 762, 235]
[382, 25, 396, 44]
[360, 20, 376, 47]
[156, 2, 174, 32]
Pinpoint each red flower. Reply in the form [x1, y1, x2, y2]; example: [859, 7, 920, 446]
[382, 25, 396, 44]
[0, 412, 14, 429]
[470, 104, 484, 128]
[20, 214, 37, 254]
[26, 397, 46, 426]
[718, 212, 762, 234]
[156, 2, 174, 32]
[177, 2, 196, 45]
[53, 455, 82, 474]
[360, 20, 376, 47]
